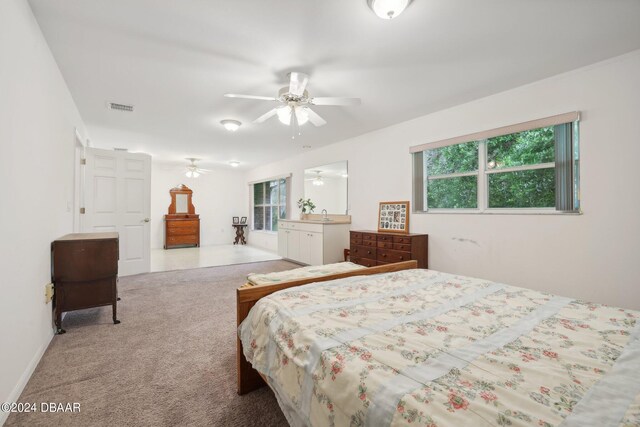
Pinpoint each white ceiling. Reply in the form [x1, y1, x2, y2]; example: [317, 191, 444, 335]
[29, 0, 640, 169]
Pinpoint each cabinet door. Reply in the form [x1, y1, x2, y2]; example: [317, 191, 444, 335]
[308, 232, 324, 266]
[287, 230, 301, 262]
[277, 229, 288, 257]
[298, 232, 311, 265]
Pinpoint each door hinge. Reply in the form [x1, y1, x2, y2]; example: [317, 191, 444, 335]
[80, 158, 86, 165]
[80, 207, 86, 214]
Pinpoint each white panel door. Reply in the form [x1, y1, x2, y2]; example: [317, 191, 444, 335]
[83, 148, 151, 276]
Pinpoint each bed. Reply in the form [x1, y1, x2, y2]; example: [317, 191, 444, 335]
[237, 262, 640, 427]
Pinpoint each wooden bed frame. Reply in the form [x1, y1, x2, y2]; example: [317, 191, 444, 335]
[236, 260, 418, 395]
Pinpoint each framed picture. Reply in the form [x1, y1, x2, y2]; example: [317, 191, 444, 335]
[378, 201, 410, 234]
[233, 216, 240, 224]
[240, 216, 247, 225]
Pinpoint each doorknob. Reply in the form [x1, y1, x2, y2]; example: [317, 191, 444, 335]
[142, 218, 150, 223]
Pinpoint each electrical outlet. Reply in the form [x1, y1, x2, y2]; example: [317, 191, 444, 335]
[45, 283, 54, 304]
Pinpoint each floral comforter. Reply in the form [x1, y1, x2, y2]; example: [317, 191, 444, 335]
[239, 269, 640, 427]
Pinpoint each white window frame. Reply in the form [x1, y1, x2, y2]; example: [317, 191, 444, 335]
[413, 113, 581, 215]
[250, 176, 289, 232]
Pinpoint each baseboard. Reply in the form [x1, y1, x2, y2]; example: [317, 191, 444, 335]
[0, 329, 54, 426]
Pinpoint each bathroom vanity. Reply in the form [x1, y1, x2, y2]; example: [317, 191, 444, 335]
[277, 217, 350, 265]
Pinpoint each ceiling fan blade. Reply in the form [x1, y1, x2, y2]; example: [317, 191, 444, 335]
[253, 108, 278, 123]
[310, 97, 361, 106]
[224, 94, 279, 101]
[197, 168, 212, 173]
[306, 108, 327, 127]
[288, 72, 309, 97]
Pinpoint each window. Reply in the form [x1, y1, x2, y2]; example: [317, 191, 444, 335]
[252, 178, 288, 231]
[412, 113, 580, 213]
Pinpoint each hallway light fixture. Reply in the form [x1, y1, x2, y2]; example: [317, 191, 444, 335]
[367, 0, 413, 20]
[229, 161, 240, 167]
[220, 119, 242, 132]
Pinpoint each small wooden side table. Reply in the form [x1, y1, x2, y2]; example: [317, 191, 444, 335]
[232, 224, 248, 245]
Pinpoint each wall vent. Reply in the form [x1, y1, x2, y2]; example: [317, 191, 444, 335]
[107, 102, 134, 112]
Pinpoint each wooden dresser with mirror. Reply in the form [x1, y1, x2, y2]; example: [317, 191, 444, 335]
[164, 184, 200, 249]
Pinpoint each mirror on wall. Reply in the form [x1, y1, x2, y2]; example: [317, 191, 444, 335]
[304, 161, 348, 214]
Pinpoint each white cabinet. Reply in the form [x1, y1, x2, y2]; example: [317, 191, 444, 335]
[277, 220, 349, 266]
[299, 231, 323, 266]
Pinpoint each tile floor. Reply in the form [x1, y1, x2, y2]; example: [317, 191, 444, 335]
[150, 244, 281, 272]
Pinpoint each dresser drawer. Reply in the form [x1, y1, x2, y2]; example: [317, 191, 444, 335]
[351, 245, 376, 259]
[393, 236, 412, 244]
[376, 234, 394, 243]
[394, 243, 411, 251]
[377, 248, 411, 263]
[166, 235, 198, 245]
[167, 226, 198, 236]
[362, 239, 377, 248]
[362, 233, 377, 241]
[377, 241, 394, 249]
[350, 232, 363, 240]
[350, 237, 363, 245]
[167, 220, 198, 229]
[351, 257, 377, 268]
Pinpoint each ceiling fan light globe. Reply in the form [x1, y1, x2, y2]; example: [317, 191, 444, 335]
[277, 106, 291, 125]
[368, 0, 411, 20]
[221, 119, 241, 132]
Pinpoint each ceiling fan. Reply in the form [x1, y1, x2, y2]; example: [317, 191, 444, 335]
[224, 72, 361, 138]
[184, 158, 210, 178]
[305, 170, 325, 186]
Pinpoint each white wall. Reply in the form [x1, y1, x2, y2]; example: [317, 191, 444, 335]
[246, 50, 640, 310]
[150, 163, 248, 249]
[0, 0, 88, 423]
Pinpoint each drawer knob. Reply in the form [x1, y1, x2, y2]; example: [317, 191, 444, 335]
[382, 254, 386, 257]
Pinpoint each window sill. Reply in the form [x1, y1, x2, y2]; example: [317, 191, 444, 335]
[414, 209, 582, 215]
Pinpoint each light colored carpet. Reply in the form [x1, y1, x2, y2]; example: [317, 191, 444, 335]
[6, 260, 298, 427]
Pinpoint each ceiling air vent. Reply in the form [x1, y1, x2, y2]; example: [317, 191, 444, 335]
[107, 102, 134, 112]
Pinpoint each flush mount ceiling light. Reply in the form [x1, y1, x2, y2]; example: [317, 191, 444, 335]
[229, 161, 240, 168]
[220, 119, 241, 132]
[367, 0, 413, 20]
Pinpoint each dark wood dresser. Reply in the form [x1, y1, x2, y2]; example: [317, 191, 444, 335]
[350, 230, 428, 268]
[51, 232, 120, 334]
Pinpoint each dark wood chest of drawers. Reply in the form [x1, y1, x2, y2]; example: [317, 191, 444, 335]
[51, 232, 120, 334]
[350, 230, 428, 268]
[164, 214, 200, 249]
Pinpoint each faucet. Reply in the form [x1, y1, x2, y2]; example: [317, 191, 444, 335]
[322, 209, 328, 220]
